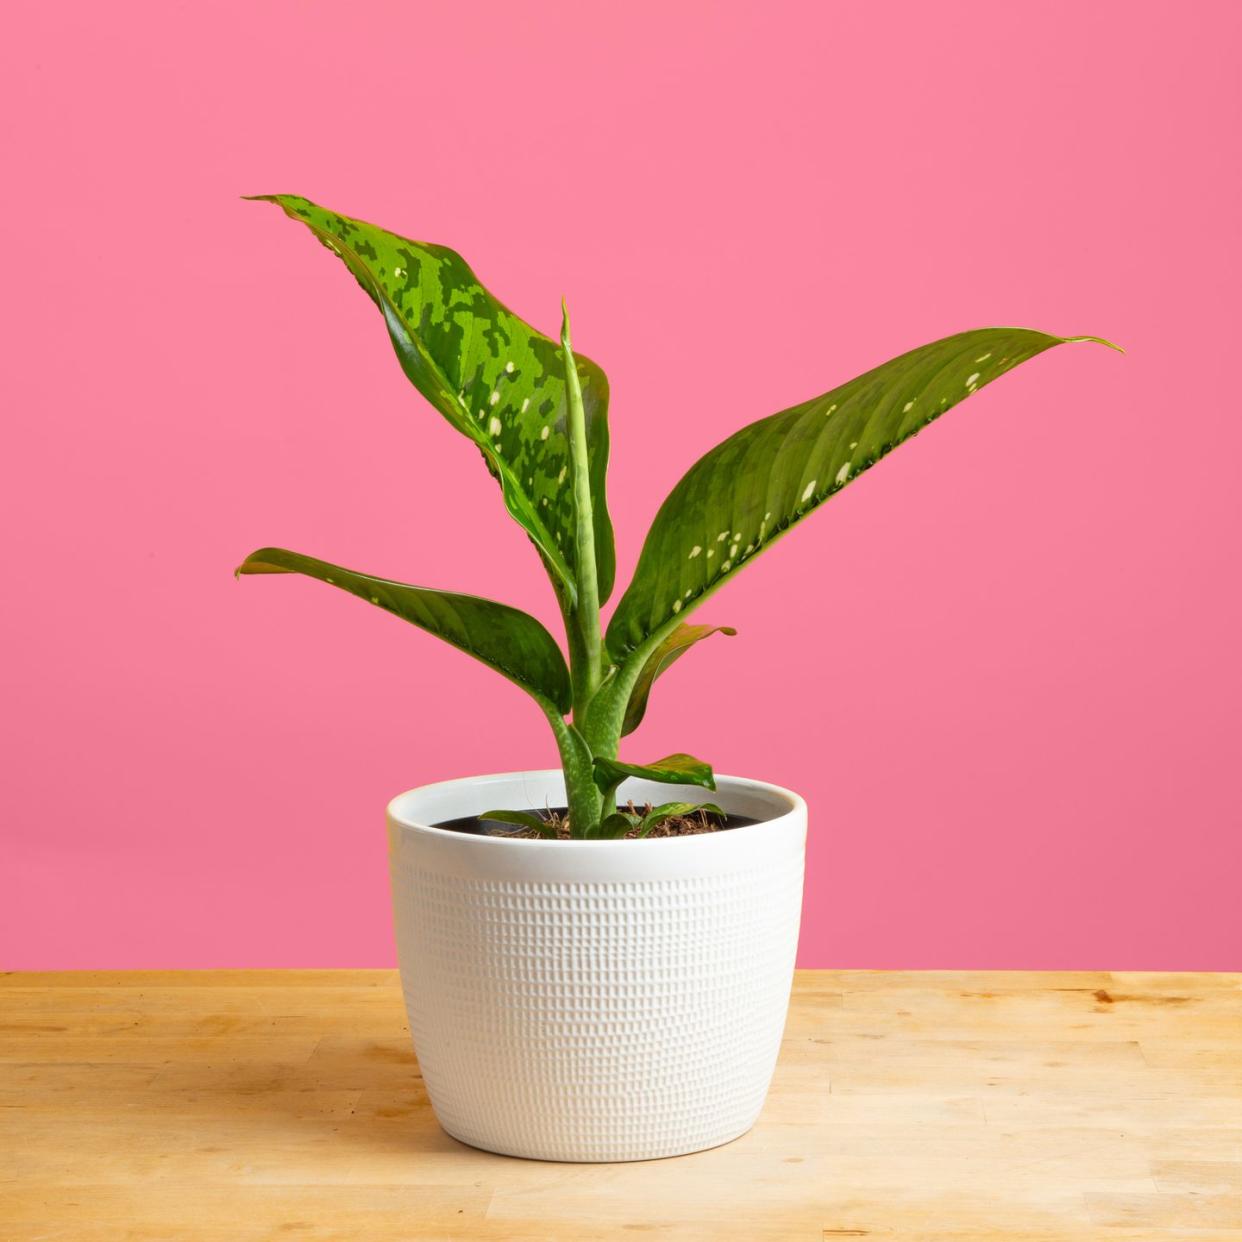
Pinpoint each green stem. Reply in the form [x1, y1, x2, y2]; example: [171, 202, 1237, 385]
[556, 586, 594, 722]
[537, 698, 600, 834]
[560, 302, 603, 719]
[581, 619, 678, 762]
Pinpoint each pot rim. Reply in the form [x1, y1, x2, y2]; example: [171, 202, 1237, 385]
[387, 768, 805, 849]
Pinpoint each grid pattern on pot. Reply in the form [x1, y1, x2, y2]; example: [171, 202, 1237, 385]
[390, 849, 804, 1161]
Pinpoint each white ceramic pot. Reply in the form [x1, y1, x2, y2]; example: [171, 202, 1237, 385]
[387, 769, 806, 1162]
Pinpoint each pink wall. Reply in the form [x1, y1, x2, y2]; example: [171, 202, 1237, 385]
[3, 1, 1239, 969]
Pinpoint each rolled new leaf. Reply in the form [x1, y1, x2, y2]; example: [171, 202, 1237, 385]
[607, 328, 1120, 659]
[591, 752, 716, 795]
[248, 195, 615, 605]
[621, 623, 737, 736]
[236, 547, 571, 713]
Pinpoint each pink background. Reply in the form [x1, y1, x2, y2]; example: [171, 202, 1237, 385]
[3, 1, 1239, 969]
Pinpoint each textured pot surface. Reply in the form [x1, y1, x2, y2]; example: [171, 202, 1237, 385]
[387, 770, 806, 1162]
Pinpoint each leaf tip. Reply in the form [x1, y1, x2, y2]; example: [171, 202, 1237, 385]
[559, 297, 571, 351]
[234, 550, 292, 577]
[1066, 334, 1125, 355]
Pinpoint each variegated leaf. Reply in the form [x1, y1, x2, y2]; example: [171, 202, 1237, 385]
[249, 195, 614, 604]
[607, 328, 1119, 659]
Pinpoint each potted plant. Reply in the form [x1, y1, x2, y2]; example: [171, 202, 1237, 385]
[238, 195, 1117, 1161]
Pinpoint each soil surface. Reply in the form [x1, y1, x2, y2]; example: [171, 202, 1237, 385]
[433, 804, 761, 839]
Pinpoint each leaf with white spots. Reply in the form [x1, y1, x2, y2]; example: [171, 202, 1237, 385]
[606, 327, 1120, 660]
[621, 623, 737, 736]
[248, 195, 614, 605]
[236, 547, 571, 712]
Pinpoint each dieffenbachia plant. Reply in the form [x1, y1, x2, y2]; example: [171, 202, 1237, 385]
[237, 195, 1119, 839]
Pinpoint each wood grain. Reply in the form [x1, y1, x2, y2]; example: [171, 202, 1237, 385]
[1, 970, 1240, 1240]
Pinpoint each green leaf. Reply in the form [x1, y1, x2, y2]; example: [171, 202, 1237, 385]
[591, 751, 716, 795]
[596, 812, 638, 840]
[479, 810, 558, 839]
[595, 801, 726, 839]
[621, 624, 737, 736]
[606, 328, 1121, 660]
[248, 195, 615, 605]
[634, 801, 725, 838]
[235, 547, 571, 712]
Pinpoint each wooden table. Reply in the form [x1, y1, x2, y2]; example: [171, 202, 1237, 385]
[2, 971, 1240, 1240]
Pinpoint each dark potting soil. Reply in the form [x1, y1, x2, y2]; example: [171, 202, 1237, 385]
[432, 805, 762, 839]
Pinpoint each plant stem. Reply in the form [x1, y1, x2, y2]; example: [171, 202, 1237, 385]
[580, 619, 679, 762]
[537, 698, 600, 834]
[560, 301, 604, 718]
